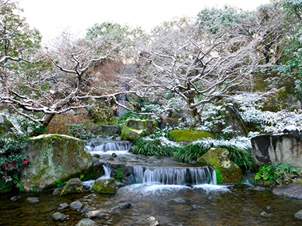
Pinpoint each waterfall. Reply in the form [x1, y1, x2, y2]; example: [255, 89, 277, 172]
[133, 166, 216, 186]
[99, 165, 111, 179]
[85, 137, 131, 155]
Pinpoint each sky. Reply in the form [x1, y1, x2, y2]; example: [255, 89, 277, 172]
[18, 0, 269, 43]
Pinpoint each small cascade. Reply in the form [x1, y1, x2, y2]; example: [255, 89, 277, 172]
[85, 137, 131, 155]
[99, 165, 112, 179]
[133, 166, 216, 186]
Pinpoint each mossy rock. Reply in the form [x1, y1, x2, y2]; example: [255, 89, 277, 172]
[121, 119, 158, 142]
[20, 134, 92, 191]
[171, 130, 214, 142]
[197, 147, 243, 184]
[60, 178, 84, 196]
[92, 178, 117, 194]
[0, 115, 13, 138]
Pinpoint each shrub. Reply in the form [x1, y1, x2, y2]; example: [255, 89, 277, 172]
[174, 143, 210, 163]
[67, 124, 94, 140]
[255, 163, 302, 185]
[131, 139, 177, 156]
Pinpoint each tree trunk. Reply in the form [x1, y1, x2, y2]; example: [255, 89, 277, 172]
[42, 113, 56, 129]
[187, 94, 201, 126]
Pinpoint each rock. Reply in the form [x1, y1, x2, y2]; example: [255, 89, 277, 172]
[273, 184, 302, 199]
[92, 178, 117, 194]
[85, 210, 104, 219]
[222, 104, 248, 137]
[112, 153, 117, 158]
[121, 119, 158, 141]
[254, 186, 266, 191]
[76, 218, 96, 226]
[91, 125, 120, 136]
[70, 200, 83, 211]
[52, 212, 67, 221]
[58, 202, 69, 210]
[10, 196, 21, 202]
[251, 133, 302, 168]
[53, 189, 61, 196]
[295, 210, 302, 220]
[60, 178, 84, 196]
[26, 197, 39, 203]
[0, 114, 13, 138]
[148, 216, 159, 226]
[20, 134, 92, 191]
[118, 202, 132, 209]
[170, 129, 214, 142]
[197, 147, 243, 184]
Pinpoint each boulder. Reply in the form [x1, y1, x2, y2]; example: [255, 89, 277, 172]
[91, 125, 120, 136]
[92, 178, 117, 194]
[222, 104, 248, 137]
[60, 178, 84, 196]
[197, 147, 243, 184]
[0, 114, 13, 137]
[20, 134, 92, 191]
[273, 184, 302, 199]
[251, 133, 302, 169]
[121, 119, 158, 141]
[171, 130, 214, 142]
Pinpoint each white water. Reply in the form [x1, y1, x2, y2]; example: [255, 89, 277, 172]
[82, 165, 112, 189]
[85, 137, 131, 155]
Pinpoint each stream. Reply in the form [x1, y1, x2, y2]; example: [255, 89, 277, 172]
[0, 137, 302, 225]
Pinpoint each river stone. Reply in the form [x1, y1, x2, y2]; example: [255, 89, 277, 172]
[52, 212, 67, 221]
[70, 200, 83, 211]
[20, 134, 92, 191]
[197, 147, 243, 184]
[26, 197, 39, 203]
[85, 210, 104, 219]
[251, 133, 302, 169]
[10, 196, 21, 202]
[148, 216, 159, 226]
[92, 178, 117, 194]
[295, 210, 302, 220]
[76, 218, 96, 226]
[121, 119, 158, 141]
[58, 202, 69, 210]
[273, 184, 302, 199]
[60, 178, 84, 196]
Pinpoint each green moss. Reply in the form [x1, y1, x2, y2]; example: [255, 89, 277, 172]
[92, 179, 117, 194]
[171, 130, 214, 142]
[197, 147, 243, 184]
[215, 169, 224, 185]
[116, 166, 124, 180]
[31, 166, 50, 183]
[121, 119, 158, 141]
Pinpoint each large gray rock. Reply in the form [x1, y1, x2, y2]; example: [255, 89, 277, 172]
[251, 133, 302, 168]
[20, 134, 92, 191]
[223, 104, 248, 137]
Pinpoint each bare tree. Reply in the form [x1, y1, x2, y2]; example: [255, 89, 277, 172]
[131, 19, 260, 124]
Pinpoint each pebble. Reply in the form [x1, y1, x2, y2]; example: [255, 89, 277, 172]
[26, 197, 39, 203]
[52, 212, 67, 221]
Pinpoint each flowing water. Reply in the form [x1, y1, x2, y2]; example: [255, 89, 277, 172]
[1, 138, 302, 225]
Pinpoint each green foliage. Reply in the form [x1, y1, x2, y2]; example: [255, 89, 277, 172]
[56, 179, 66, 188]
[149, 127, 175, 141]
[17, 117, 48, 137]
[174, 143, 209, 163]
[116, 166, 124, 180]
[219, 145, 253, 170]
[215, 169, 223, 185]
[119, 112, 148, 123]
[67, 124, 94, 140]
[131, 139, 177, 156]
[255, 163, 302, 185]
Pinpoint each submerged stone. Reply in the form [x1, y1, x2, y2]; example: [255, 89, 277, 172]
[92, 178, 117, 194]
[76, 218, 96, 226]
[58, 202, 69, 210]
[26, 197, 39, 203]
[197, 147, 243, 184]
[60, 178, 84, 196]
[121, 119, 158, 141]
[20, 134, 92, 191]
[273, 184, 302, 199]
[70, 200, 83, 211]
[52, 212, 67, 221]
